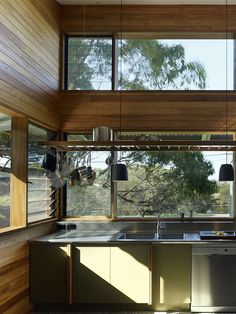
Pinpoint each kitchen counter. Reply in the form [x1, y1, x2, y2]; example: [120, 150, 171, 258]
[30, 221, 236, 244]
[31, 229, 236, 245]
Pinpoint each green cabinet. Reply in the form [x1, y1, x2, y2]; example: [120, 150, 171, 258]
[151, 244, 191, 311]
[72, 245, 110, 303]
[30, 241, 191, 309]
[72, 244, 151, 304]
[110, 244, 150, 304]
[30, 242, 69, 303]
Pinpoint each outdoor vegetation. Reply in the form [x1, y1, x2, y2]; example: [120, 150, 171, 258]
[0, 125, 11, 228]
[67, 37, 206, 90]
[65, 150, 232, 218]
[65, 37, 232, 218]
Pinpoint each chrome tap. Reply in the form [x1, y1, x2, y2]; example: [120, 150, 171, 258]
[156, 213, 165, 239]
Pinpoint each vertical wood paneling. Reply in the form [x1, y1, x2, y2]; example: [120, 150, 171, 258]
[0, 0, 61, 129]
[10, 117, 27, 228]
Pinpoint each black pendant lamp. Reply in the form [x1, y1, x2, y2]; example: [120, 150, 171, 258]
[219, 0, 234, 182]
[112, 0, 128, 182]
[219, 164, 234, 181]
[112, 163, 128, 181]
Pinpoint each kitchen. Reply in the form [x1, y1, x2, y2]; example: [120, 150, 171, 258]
[1, 0, 236, 313]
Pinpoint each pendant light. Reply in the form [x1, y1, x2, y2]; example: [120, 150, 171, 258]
[219, 0, 234, 181]
[112, 0, 128, 181]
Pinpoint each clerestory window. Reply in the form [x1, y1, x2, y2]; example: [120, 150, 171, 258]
[65, 36, 234, 91]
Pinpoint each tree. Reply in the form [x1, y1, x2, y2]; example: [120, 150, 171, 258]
[67, 38, 112, 90]
[117, 151, 218, 217]
[67, 38, 207, 90]
[66, 37, 225, 218]
[120, 39, 206, 90]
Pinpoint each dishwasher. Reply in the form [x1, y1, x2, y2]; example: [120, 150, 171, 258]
[191, 246, 236, 312]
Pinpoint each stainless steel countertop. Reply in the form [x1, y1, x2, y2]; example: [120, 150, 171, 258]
[31, 230, 236, 244]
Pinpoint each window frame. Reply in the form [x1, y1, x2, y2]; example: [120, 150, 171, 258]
[62, 132, 236, 221]
[64, 35, 235, 92]
[27, 122, 58, 226]
[64, 34, 114, 91]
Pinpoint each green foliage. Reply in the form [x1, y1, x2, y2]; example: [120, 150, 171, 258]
[67, 38, 207, 90]
[67, 167, 111, 216]
[117, 151, 219, 217]
[68, 38, 112, 90]
[0, 194, 10, 206]
[121, 40, 206, 90]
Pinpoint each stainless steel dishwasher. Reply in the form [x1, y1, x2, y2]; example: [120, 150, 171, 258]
[191, 246, 236, 312]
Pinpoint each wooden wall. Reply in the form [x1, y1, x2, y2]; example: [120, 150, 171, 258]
[60, 91, 236, 132]
[0, 0, 60, 313]
[0, 0, 61, 130]
[60, 5, 236, 133]
[0, 222, 56, 314]
[61, 5, 236, 34]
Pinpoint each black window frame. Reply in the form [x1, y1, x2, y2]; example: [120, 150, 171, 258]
[64, 34, 114, 91]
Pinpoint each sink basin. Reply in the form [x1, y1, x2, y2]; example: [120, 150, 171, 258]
[158, 233, 184, 240]
[118, 233, 156, 240]
[117, 232, 184, 241]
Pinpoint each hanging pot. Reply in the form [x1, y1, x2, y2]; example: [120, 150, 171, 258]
[68, 168, 81, 186]
[78, 166, 88, 181]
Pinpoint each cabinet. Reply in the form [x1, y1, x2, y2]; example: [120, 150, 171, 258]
[110, 244, 150, 304]
[30, 241, 190, 309]
[30, 242, 69, 303]
[152, 244, 191, 311]
[72, 245, 110, 303]
[72, 244, 151, 304]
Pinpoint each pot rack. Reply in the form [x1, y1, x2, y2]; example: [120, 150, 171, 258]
[38, 140, 236, 152]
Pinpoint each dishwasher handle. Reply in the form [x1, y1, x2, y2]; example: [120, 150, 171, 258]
[192, 247, 236, 255]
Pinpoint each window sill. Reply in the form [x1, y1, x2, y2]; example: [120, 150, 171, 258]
[0, 218, 57, 236]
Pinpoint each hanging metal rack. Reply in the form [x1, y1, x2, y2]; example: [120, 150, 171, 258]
[37, 140, 236, 152]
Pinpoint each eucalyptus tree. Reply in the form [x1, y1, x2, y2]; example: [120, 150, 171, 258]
[67, 37, 225, 218]
[67, 38, 207, 90]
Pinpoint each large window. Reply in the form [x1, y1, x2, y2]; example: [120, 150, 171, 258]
[0, 114, 11, 228]
[66, 135, 111, 217]
[116, 150, 233, 218]
[65, 36, 234, 91]
[28, 124, 56, 223]
[65, 132, 235, 219]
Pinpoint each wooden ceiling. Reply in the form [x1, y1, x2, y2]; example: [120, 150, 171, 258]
[56, 0, 236, 5]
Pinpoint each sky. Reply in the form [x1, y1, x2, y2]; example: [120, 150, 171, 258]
[170, 39, 234, 181]
[70, 39, 236, 181]
[163, 39, 234, 90]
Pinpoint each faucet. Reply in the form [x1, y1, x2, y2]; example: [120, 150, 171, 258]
[156, 213, 165, 239]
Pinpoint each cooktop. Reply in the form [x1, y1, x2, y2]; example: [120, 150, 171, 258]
[200, 231, 236, 239]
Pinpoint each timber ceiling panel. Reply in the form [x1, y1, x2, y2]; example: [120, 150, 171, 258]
[56, 0, 236, 5]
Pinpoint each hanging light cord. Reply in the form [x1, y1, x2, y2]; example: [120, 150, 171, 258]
[82, 5, 86, 108]
[226, 0, 228, 163]
[119, 0, 123, 160]
[120, 0, 123, 140]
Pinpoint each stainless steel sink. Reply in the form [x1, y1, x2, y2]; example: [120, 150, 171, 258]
[118, 233, 156, 240]
[117, 232, 184, 241]
[158, 233, 184, 240]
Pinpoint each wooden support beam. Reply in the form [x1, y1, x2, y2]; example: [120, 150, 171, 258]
[10, 117, 28, 228]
